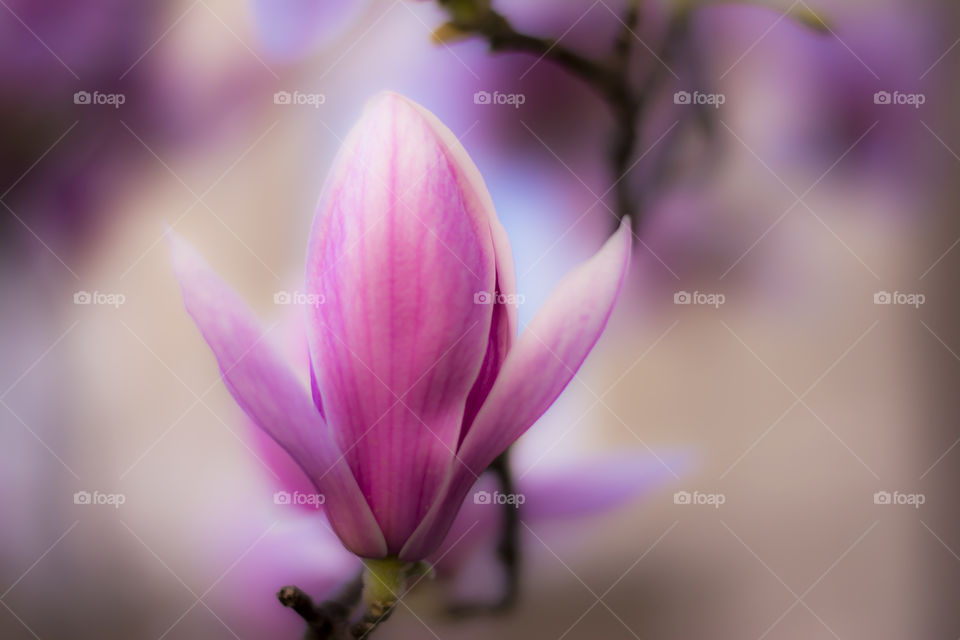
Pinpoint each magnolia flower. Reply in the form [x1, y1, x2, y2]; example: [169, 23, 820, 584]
[230, 309, 681, 603]
[172, 92, 631, 562]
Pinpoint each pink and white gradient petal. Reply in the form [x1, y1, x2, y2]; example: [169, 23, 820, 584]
[304, 93, 499, 552]
[171, 233, 386, 558]
[401, 219, 632, 560]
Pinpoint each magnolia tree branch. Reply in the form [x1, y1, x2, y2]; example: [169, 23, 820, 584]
[278, 573, 364, 639]
[436, 0, 696, 229]
[280, 560, 430, 639]
[490, 450, 520, 608]
[435, 1, 828, 229]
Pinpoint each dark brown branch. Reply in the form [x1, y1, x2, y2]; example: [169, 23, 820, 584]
[490, 449, 520, 608]
[445, 6, 615, 95]
[608, 0, 643, 223]
[437, 0, 693, 228]
[278, 572, 364, 639]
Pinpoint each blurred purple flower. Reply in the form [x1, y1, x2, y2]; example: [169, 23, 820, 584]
[698, 3, 937, 188]
[0, 0, 265, 254]
[172, 92, 631, 561]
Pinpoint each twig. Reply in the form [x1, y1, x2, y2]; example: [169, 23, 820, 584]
[437, 0, 695, 229]
[278, 572, 364, 639]
[608, 0, 643, 223]
[489, 450, 520, 609]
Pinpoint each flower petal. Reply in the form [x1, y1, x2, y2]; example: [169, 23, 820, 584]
[400, 220, 632, 560]
[405, 100, 520, 443]
[459, 281, 513, 446]
[520, 450, 684, 520]
[305, 93, 497, 551]
[170, 232, 386, 557]
[404, 99, 520, 346]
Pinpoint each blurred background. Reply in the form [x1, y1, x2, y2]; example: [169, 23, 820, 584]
[1, 0, 959, 638]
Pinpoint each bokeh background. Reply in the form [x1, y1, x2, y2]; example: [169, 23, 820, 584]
[2, 0, 959, 638]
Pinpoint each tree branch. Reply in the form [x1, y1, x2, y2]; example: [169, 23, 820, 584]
[436, 0, 693, 228]
[278, 572, 364, 640]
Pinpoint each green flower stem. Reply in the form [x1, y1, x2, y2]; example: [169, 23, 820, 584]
[352, 557, 418, 638]
[362, 557, 409, 609]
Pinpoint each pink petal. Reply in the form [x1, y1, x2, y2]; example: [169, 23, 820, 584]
[240, 310, 322, 507]
[170, 232, 386, 557]
[304, 93, 498, 551]
[520, 451, 684, 520]
[400, 220, 632, 560]
[406, 101, 521, 443]
[459, 283, 512, 446]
